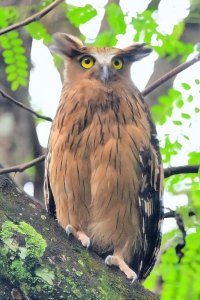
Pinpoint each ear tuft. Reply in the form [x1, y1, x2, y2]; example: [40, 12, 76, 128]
[121, 43, 152, 62]
[50, 33, 84, 58]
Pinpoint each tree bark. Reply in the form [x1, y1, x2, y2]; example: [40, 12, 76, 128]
[0, 174, 158, 300]
[0, 1, 80, 200]
[0, 2, 44, 199]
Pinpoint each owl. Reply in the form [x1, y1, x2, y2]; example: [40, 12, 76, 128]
[44, 33, 163, 281]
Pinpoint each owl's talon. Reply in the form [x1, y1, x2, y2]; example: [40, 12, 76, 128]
[66, 224, 75, 237]
[105, 255, 112, 266]
[131, 276, 137, 284]
[65, 225, 90, 249]
[105, 254, 137, 281]
[77, 232, 90, 249]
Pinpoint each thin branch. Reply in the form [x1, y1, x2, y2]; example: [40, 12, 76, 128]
[0, 155, 46, 175]
[164, 211, 175, 218]
[142, 53, 200, 96]
[164, 208, 196, 219]
[164, 165, 199, 178]
[0, 88, 52, 122]
[0, 0, 64, 36]
[174, 212, 186, 262]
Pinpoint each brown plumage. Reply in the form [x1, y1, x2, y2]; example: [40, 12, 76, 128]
[44, 33, 163, 281]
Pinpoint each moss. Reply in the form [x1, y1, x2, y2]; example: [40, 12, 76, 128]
[1, 220, 47, 259]
[0, 220, 55, 298]
[0, 176, 159, 299]
[65, 277, 82, 299]
[80, 249, 101, 273]
[96, 273, 127, 300]
[11, 260, 32, 282]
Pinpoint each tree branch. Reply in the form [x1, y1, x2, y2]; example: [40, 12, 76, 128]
[0, 175, 158, 300]
[142, 53, 200, 96]
[164, 165, 199, 178]
[0, 155, 46, 175]
[0, 88, 52, 122]
[0, 0, 64, 36]
[164, 211, 176, 218]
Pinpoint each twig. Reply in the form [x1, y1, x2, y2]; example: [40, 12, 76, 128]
[164, 208, 196, 219]
[0, 155, 46, 175]
[164, 165, 199, 178]
[163, 208, 186, 262]
[164, 211, 175, 218]
[142, 53, 200, 96]
[0, 0, 64, 36]
[0, 88, 52, 122]
[174, 212, 186, 262]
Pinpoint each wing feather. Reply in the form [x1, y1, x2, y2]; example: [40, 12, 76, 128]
[44, 153, 56, 217]
[132, 107, 163, 280]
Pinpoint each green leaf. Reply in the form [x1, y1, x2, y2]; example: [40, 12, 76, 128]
[15, 54, 27, 62]
[11, 38, 23, 46]
[168, 88, 182, 99]
[11, 80, 19, 91]
[7, 31, 18, 39]
[181, 113, 191, 119]
[35, 267, 55, 285]
[195, 79, 200, 85]
[182, 82, 191, 90]
[16, 61, 28, 68]
[176, 99, 184, 108]
[18, 77, 27, 86]
[106, 3, 126, 35]
[187, 95, 193, 102]
[173, 120, 182, 126]
[25, 21, 52, 43]
[0, 36, 10, 49]
[4, 56, 15, 64]
[172, 22, 184, 39]
[174, 141, 182, 150]
[17, 69, 28, 77]
[94, 31, 117, 47]
[2, 50, 13, 58]
[159, 95, 172, 105]
[13, 46, 25, 54]
[5, 65, 16, 73]
[6, 73, 17, 82]
[195, 107, 200, 113]
[66, 4, 97, 28]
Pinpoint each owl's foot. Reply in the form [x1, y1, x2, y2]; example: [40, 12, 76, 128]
[66, 225, 90, 249]
[105, 255, 137, 282]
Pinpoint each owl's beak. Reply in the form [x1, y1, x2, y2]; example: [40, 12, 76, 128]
[100, 65, 109, 83]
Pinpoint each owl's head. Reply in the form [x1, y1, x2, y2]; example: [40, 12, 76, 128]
[52, 33, 152, 85]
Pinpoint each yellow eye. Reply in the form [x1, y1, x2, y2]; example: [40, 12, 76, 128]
[80, 56, 95, 69]
[112, 57, 123, 70]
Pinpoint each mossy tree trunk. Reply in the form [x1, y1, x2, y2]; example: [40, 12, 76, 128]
[0, 175, 158, 300]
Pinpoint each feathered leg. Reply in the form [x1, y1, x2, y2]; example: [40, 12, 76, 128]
[49, 150, 91, 249]
[105, 251, 137, 281]
[66, 224, 90, 248]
